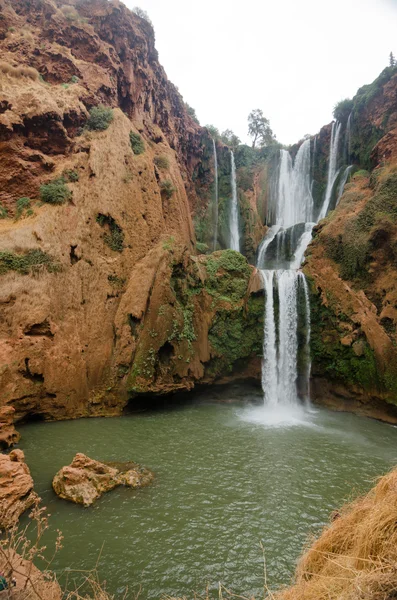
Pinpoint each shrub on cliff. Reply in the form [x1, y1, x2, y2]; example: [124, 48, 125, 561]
[86, 106, 114, 131]
[40, 178, 71, 204]
[154, 155, 169, 170]
[15, 197, 32, 219]
[0, 249, 60, 275]
[129, 131, 145, 155]
[96, 214, 124, 252]
[333, 98, 353, 123]
[0, 204, 7, 219]
[160, 180, 175, 199]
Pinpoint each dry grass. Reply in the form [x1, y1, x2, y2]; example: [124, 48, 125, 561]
[275, 467, 397, 600]
[0, 61, 39, 81]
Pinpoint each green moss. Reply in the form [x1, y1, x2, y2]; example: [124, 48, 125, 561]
[0, 205, 8, 219]
[96, 214, 124, 252]
[0, 249, 60, 275]
[208, 294, 263, 374]
[87, 106, 114, 131]
[62, 169, 79, 182]
[40, 178, 71, 204]
[129, 132, 145, 155]
[154, 155, 169, 169]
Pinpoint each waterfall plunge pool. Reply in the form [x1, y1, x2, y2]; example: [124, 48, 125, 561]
[18, 383, 397, 599]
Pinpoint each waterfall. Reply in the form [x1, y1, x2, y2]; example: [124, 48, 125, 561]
[212, 139, 219, 251]
[345, 113, 352, 163]
[300, 273, 311, 401]
[229, 150, 240, 252]
[336, 165, 353, 207]
[261, 271, 278, 405]
[318, 121, 342, 220]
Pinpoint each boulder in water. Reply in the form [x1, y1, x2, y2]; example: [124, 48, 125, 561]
[52, 453, 154, 506]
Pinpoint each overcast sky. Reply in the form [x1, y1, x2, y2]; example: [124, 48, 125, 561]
[123, 0, 396, 145]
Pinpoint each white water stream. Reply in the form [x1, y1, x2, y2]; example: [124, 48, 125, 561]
[229, 150, 240, 251]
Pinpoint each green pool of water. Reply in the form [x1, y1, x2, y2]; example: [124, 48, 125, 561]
[17, 385, 397, 599]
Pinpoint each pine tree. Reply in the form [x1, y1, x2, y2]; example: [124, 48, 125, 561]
[389, 52, 396, 67]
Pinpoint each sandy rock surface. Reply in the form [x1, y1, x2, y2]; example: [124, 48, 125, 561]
[0, 450, 38, 529]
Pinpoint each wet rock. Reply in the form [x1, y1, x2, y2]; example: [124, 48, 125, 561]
[52, 453, 154, 506]
[0, 450, 39, 529]
[0, 406, 20, 449]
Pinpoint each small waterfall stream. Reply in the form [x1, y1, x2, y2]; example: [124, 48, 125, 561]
[229, 150, 240, 252]
[318, 121, 342, 220]
[212, 139, 219, 251]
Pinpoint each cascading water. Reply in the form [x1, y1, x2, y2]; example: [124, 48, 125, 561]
[212, 139, 219, 251]
[229, 151, 240, 252]
[318, 121, 342, 220]
[336, 165, 353, 207]
[344, 113, 352, 163]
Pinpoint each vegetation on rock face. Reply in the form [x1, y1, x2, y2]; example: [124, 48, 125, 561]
[15, 197, 32, 219]
[333, 98, 353, 123]
[185, 102, 199, 124]
[160, 179, 175, 199]
[154, 155, 169, 170]
[0, 204, 7, 219]
[86, 105, 114, 131]
[40, 178, 71, 204]
[129, 131, 145, 155]
[96, 214, 124, 252]
[0, 249, 60, 275]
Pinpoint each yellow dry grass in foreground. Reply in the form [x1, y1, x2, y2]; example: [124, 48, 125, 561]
[275, 466, 397, 600]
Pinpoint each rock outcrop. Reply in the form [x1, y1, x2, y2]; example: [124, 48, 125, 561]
[0, 549, 62, 600]
[52, 452, 154, 506]
[0, 406, 20, 448]
[0, 449, 38, 529]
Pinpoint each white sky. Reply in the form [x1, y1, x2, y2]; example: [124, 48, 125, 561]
[123, 0, 397, 145]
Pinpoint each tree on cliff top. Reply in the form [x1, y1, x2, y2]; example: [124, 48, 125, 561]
[248, 109, 274, 148]
[390, 51, 396, 67]
[220, 129, 241, 150]
[133, 6, 153, 26]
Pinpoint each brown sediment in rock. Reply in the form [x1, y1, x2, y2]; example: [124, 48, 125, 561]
[0, 449, 38, 529]
[52, 452, 154, 506]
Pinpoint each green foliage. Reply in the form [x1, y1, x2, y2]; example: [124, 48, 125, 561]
[0, 249, 60, 275]
[353, 169, 370, 179]
[248, 108, 275, 148]
[220, 129, 241, 150]
[86, 105, 114, 131]
[0, 204, 8, 219]
[196, 242, 210, 254]
[205, 124, 220, 139]
[15, 197, 31, 219]
[40, 178, 71, 204]
[185, 103, 199, 125]
[62, 83, 69, 90]
[204, 250, 251, 302]
[129, 131, 145, 155]
[333, 98, 353, 123]
[108, 274, 126, 288]
[70, 75, 79, 84]
[154, 155, 169, 170]
[162, 236, 175, 251]
[96, 214, 124, 252]
[160, 180, 175, 199]
[62, 169, 79, 182]
[208, 294, 263, 373]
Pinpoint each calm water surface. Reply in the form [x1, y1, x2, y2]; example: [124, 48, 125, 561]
[18, 385, 397, 599]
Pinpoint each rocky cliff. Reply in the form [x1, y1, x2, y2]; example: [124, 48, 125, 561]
[0, 0, 263, 426]
[304, 67, 397, 420]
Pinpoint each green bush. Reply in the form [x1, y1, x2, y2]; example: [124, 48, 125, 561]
[63, 169, 79, 182]
[0, 204, 8, 219]
[0, 249, 60, 275]
[160, 180, 175, 199]
[86, 106, 114, 131]
[129, 132, 145, 155]
[154, 155, 169, 170]
[70, 75, 79, 84]
[333, 98, 353, 123]
[15, 197, 31, 219]
[40, 178, 71, 204]
[96, 214, 124, 252]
